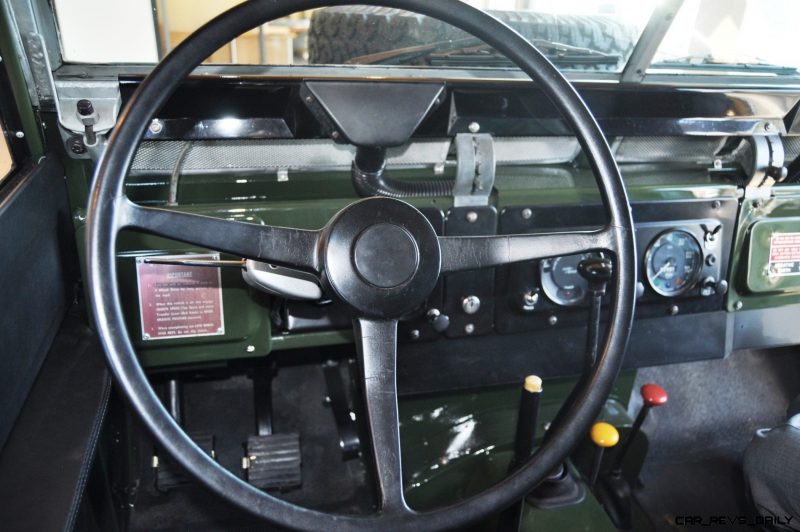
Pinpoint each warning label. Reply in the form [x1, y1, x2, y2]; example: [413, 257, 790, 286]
[768, 233, 800, 277]
[136, 254, 225, 340]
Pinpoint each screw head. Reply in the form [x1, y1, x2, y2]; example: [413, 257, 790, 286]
[14, 131, 24, 138]
[668, 305, 679, 316]
[521, 208, 533, 220]
[765, 122, 775, 133]
[468, 122, 480, 133]
[246, 345, 255, 353]
[68, 137, 86, 154]
[711, 200, 721, 209]
[465, 211, 478, 223]
[464, 323, 475, 334]
[733, 300, 743, 311]
[148, 119, 162, 134]
[410, 329, 420, 340]
[548, 315, 558, 326]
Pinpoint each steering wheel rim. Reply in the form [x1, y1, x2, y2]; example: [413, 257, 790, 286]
[86, 1, 637, 530]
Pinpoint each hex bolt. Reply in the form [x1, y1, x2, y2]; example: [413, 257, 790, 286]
[77, 99, 94, 116]
[521, 208, 533, 220]
[464, 323, 475, 334]
[468, 121, 480, 133]
[465, 211, 478, 223]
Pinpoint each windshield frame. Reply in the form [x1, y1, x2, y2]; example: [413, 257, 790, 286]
[9, 0, 800, 92]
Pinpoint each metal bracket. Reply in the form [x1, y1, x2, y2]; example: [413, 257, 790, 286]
[745, 135, 787, 197]
[453, 133, 496, 207]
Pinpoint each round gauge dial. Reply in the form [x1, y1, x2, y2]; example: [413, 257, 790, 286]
[540, 252, 602, 306]
[645, 230, 703, 297]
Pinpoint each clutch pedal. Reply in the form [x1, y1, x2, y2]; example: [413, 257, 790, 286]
[243, 433, 302, 490]
[153, 432, 216, 491]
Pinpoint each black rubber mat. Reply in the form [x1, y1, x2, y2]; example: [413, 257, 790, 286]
[128, 362, 374, 531]
[632, 347, 800, 532]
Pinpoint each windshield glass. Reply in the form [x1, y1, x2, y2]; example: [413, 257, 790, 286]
[52, 0, 799, 78]
[651, 0, 800, 75]
[53, 0, 655, 72]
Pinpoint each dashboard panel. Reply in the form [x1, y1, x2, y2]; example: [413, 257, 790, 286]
[71, 74, 799, 393]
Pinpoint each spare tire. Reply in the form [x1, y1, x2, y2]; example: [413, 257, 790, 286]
[308, 6, 637, 70]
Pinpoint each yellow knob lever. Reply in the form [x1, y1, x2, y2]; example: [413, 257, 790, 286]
[590, 422, 620, 448]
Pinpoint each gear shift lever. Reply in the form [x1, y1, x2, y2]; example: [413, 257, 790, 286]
[611, 383, 668, 475]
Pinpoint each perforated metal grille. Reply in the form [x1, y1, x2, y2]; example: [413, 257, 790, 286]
[613, 136, 728, 164]
[783, 136, 800, 162]
[129, 137, 581, 174]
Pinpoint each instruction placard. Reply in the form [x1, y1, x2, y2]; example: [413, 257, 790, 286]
[136, 254, 225, 340]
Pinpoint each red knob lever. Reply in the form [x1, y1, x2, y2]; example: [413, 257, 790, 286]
[641, 383, 668, 407]
[610, 383, 668, 474]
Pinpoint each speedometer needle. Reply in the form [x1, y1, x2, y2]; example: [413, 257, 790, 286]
[654, 259, 674, 279]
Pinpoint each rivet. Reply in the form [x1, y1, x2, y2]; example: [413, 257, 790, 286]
[465, 211, 478, 223]
[464, 323, 475, 334]
[468, 121, 480, 133]
[548, 315, 558, 326]
[521, 208, 533, 220]
[246, 345, 255, 353]
[410, 329, 420, 340]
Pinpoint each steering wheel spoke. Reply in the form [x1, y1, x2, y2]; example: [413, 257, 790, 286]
[117, 199, 320, 273]
[352, 318, 409, 514]
[439, 226, 618, 273]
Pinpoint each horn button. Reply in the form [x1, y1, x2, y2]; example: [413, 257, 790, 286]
[354, 224, 419, 288]
[321, 198, 441, 318]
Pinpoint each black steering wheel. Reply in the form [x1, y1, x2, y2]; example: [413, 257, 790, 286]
[86, 0, 636, 530]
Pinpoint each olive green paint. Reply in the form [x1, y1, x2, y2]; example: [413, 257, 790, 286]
[0, 4, 45, 157]
[727, 186, 800, 311]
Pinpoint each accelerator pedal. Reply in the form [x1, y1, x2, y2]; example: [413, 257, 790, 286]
[243, 433, 302, 490]
[154, 432, 216, 491]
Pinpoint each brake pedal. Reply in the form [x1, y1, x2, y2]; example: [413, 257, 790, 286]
[243, 433, 302, 490]
[154, 432, 216, 491]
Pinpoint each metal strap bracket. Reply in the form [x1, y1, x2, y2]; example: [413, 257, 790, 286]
[453, 133, 496, 207]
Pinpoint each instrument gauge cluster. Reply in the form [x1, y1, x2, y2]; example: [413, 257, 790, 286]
[644, 230, 704, 297]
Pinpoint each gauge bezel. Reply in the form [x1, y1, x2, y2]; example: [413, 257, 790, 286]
[540, 252, 599, 306]
[644, 229, 703, 297]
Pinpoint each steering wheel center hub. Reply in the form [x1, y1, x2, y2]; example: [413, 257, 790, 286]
[354, 223, 419, 288]
[321, 197, 440, 318]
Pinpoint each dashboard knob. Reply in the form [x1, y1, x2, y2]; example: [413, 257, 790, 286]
[578, 257, 613, 294]
[461, 295, 481, 314]
[426, 308, 450, 333]
[519, 289, 539, 311]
